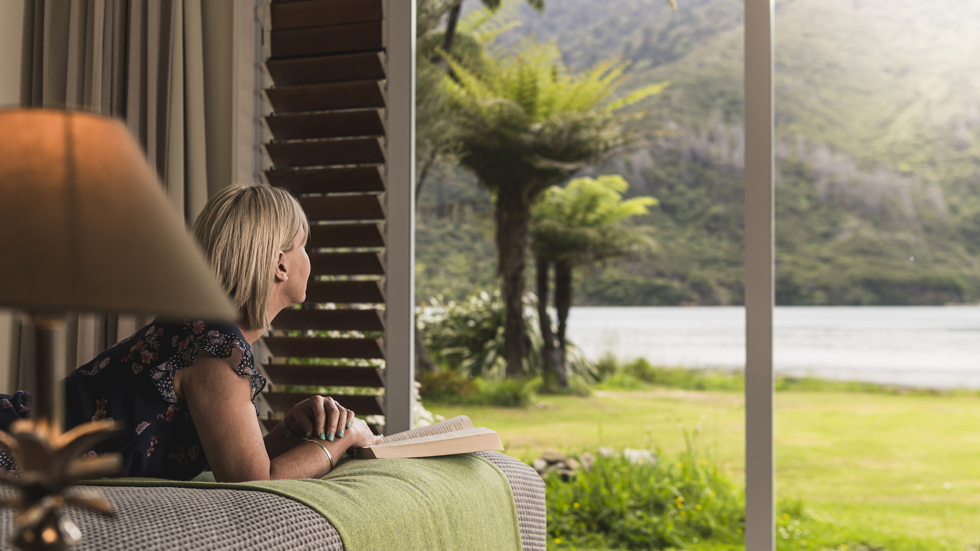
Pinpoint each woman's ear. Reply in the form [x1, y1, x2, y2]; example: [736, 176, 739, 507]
[275, 250, 288, 282]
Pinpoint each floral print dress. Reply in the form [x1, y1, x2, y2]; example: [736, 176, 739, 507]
[0, 320, 265, 480]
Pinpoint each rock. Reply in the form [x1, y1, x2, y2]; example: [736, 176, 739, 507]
[597, 446, 616, 458]
[540, 450, 567, 464]
[578, 452, 595, 472]
[557, 468, 577, 481]
[532, 458, 548, 474]
[564, 457, 581, 471]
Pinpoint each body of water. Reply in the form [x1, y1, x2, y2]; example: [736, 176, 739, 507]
[565, 306, 980, 389]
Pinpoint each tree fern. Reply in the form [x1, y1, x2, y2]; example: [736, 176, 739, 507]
[440, 9, 670, 378]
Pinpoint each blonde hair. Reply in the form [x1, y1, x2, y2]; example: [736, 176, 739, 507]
[193, 184, 310, 330]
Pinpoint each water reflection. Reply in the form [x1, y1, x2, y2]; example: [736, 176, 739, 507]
[566, 306, 980, 388]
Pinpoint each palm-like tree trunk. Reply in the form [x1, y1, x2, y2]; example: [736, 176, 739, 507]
[442, 2, 463, 57]
[554, 260, 573, 384]
[535, 255, 564, 386]
[415, 322, 436, 372]
[495, 190, 531, 378]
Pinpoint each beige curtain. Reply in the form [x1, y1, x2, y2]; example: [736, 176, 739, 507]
[12, 0, 210, 389]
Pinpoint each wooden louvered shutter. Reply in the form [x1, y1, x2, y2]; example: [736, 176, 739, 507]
[260, 0, 415, 433]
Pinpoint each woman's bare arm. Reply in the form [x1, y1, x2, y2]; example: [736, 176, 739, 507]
[178, 351, 374, 482]
[264, 420, 296, 460]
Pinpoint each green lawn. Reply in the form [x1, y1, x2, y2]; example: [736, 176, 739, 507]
[428, 389, 980, 549]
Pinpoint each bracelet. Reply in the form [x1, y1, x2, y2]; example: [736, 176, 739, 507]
[305, 439, 334, 469]
[280, 421, 307, 445]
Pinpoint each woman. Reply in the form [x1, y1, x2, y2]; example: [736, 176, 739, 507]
[58, 184, 382, 481]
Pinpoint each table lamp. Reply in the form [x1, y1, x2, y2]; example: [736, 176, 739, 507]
[0, 109, 237, 550]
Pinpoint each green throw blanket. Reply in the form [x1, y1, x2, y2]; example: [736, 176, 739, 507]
[85, 453, 521, 551]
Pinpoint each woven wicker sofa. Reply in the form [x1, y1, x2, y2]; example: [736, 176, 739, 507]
[0, 451, 545, 551]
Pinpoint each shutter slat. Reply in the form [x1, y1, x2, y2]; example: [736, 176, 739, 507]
[310, 252, 385, 275]
[266, 110, 385, 140]
[266, 52, 386, 86]
[266, 81, 385, 113]
[271, 21, 384, 58]
[263, 393, 385, 416]
[264, 336, 385, 359]
[273, 309, 385, 332]
[263, 365, 385, 387]
[300, 195, 385, 222]
[309, 223, 386, 248]
[266, 138, 385, 168]
[307, 224, 385, 249]
[268, 166, 386, 194]
[305, 280, 385, 303]
[264, 0, 392, 412]
[271, 0, 382, 31]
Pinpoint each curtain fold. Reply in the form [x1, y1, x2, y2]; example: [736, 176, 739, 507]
[12, 0, 210, 389]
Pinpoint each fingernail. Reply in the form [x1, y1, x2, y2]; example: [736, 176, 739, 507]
[327, 432, 335, 442]
[338, 429, 344, 438]
[346, 422, 352, 429]
[319, 432, 326, 440]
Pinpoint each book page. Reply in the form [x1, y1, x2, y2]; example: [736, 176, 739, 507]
[372, 427, 494, 448]
[379, 416, 474, 444]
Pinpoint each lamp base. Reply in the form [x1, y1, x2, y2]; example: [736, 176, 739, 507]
[0, 313, 123, 551]
[0, 419, 123, 551]
[11, 505, 82, 551]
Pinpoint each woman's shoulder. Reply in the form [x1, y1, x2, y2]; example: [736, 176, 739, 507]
[162, 319, 247, 343]
[71, 320, 249, 376]
[171, 320, 264, 401]
[166, 320, 252, 366]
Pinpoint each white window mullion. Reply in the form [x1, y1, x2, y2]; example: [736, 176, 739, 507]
[744, 0, 775, 548]
[384, 0, 417, 434]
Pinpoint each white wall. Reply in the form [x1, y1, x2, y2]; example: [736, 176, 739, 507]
[0, 0, 28, 391]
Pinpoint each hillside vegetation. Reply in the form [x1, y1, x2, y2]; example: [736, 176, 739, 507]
[416, 0, 980, 306]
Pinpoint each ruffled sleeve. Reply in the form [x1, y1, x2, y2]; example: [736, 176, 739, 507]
[153, 321, 266, 405]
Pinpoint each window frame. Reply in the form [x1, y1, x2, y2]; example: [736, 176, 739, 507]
[744, 0, 776, 548]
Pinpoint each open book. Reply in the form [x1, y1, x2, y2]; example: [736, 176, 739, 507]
[353, 415, 503, 459]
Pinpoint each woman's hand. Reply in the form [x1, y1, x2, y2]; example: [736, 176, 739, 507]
[345, 417, 384, 449]
[283, 395, 355, 442]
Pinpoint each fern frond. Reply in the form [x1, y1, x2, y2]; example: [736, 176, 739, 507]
[459, 0, 522, 44]
[605, 81, 671, 113]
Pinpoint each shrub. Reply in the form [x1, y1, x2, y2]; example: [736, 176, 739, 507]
[417, 370, 478, 403]
[593, 354, 620, 382]
[546, 445, 945, 550]
[592, 353, 960, 397]
[419, 290, 593, 380]
[418, 370, 538, 408]
[420, 290, 543, 379]
[594, 354, 744, 392]
[473, 377, 538, 408]
[545, 437, 744, 549]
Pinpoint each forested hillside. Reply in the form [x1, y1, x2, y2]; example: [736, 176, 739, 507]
[416, 0, 980, 306]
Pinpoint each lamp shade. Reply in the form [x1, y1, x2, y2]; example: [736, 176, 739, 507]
[0, 108, 237, 321]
